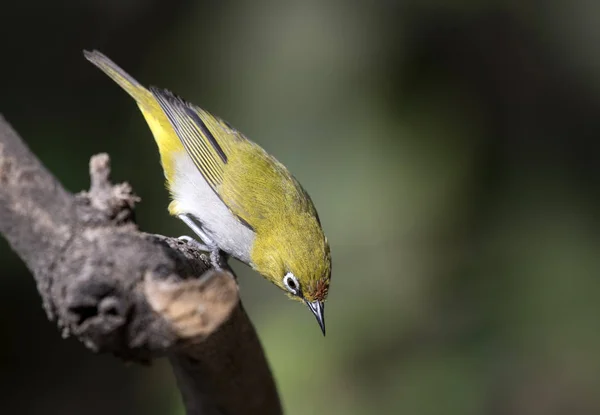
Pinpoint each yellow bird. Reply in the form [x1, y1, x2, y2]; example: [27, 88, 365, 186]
[84, 50, 331, 334]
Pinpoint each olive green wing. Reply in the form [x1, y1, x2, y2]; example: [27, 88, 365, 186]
[150, 87, 318, 231]
[218, 143, 321, 231]
[150, 87, 240, 191]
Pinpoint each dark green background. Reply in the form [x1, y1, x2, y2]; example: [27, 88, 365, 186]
[1, 1, 600, 414]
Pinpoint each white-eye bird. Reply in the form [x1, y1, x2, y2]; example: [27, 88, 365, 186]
[84, 50, 331, 335]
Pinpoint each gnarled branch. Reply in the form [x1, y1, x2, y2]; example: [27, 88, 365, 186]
[0, 115, 282, 415]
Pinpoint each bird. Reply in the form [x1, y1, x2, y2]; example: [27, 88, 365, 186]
[84, 50, 331, 335]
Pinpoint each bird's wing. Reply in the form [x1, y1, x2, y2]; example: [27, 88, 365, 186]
[150, 87, 239, 191]
[150, 87, 317, 232]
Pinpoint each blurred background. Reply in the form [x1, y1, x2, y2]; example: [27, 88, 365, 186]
[1, 0, 600, 414]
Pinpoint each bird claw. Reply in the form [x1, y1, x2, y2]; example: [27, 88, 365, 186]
[178, 236, 224, 270]
[210, 249, 224, 270]
[178, 235, 210, 252]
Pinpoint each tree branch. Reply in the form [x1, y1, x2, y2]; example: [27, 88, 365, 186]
[0, 115, 282, 415]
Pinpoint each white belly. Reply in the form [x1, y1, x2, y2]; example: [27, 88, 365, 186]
[170, 152, 255, 264]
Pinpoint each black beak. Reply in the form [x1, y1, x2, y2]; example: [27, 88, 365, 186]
[305, 300, 326, 336]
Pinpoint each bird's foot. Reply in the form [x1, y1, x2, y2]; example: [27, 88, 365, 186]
[210, 248, 225, 270]
[178, 236, 225, 271]
[177, 213, 227, 270]
[178, 235, 211, 252]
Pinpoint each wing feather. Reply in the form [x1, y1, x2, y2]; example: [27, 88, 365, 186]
[150, 87, 227, 189]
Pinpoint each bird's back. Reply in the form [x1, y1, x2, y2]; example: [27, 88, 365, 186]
[151, 88, 320, 231]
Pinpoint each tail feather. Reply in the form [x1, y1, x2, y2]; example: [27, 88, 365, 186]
[84, 49, 184, 182]
[83, 50, 152, 104]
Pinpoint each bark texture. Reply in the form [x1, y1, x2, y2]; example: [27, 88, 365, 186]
[0, 115, 282, 415]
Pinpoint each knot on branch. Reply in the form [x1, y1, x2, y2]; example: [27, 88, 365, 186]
[75, 153, 140, 226]
[145, 268, 239, 340]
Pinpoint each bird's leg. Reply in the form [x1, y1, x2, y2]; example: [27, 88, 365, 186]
[177, 213, 224, 269]
[177, 213, 216, 247]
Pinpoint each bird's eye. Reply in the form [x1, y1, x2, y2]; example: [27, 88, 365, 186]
[283, 272, 299, 295]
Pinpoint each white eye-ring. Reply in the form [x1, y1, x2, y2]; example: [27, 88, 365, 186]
[283, 272, 300, 295]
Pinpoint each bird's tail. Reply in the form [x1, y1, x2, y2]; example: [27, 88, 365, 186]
[84, 49, 184, 186]
[84, 50, 154, 105]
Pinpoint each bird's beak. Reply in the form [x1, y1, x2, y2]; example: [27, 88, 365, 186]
[305, 300, 326, 336]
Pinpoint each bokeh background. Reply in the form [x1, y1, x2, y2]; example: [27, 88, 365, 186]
[2, 1, 600, 414]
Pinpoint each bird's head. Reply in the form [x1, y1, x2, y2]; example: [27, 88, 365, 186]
[250, 214, 331, 335]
